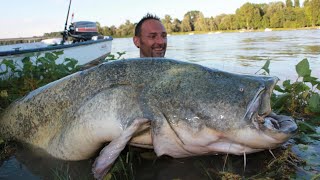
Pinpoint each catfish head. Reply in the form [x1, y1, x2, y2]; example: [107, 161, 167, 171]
[141, 62, 298, 157]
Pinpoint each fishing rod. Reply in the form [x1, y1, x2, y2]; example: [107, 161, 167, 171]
[62, 0, 72, 44]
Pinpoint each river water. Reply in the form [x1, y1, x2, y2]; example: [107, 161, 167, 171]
[113, 29, 320, 81]
[0, 29, 319, 179]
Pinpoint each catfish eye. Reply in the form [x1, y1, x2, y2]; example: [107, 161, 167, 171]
[239, 87, 244, 92]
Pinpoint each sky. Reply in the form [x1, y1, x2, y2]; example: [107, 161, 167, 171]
[0, 0, 284, 38]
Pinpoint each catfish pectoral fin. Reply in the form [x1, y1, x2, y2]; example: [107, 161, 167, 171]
[92, 118, 150, 179]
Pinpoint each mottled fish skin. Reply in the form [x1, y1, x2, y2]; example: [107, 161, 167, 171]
[0, 58, 193, 140]
[140, 63, 274, 131]
[0, 58, 297, 161]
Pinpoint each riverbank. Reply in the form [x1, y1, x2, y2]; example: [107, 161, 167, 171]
[2, 26, 319, 45]
[168, 26, 320, 36]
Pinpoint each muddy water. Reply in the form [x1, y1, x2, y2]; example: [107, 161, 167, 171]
[0, 139, 319, 179]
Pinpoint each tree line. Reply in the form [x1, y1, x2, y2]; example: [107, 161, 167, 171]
[96, 0, 320, 38]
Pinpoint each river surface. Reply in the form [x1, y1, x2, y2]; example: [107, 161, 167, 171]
[113, 29, 320, 81]
[0, 29, 319, 179]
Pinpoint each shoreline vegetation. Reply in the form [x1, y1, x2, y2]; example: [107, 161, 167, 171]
[1, 0, 320, 43]
[1, 26, 319, 46]
[169, 26, 320, 35]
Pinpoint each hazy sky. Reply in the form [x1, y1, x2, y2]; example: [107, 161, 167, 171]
[0, 0, 283, 38]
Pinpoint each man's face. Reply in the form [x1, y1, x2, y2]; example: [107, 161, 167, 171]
[134, 19, 167, 57]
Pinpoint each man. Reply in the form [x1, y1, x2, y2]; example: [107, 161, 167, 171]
[133, 14, 167, 57]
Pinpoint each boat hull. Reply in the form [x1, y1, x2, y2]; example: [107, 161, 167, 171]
[0, 36, 113, 73]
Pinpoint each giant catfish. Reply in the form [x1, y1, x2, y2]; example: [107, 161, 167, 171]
[0, 58, 297, 179]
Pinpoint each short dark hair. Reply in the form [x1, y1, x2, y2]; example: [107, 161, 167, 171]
[134, 13, 161, 36]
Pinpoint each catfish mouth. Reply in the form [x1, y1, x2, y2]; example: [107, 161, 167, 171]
[262, 113, 298, 134]
[245, 86, 298, 135]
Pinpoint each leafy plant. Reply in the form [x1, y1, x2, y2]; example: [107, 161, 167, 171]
[257, 59, 320, 119]
[0, 51, 80, 111]
[0, 51, 126, 112]
[257, 58, 320, 149]
[104, 51, 126, 62]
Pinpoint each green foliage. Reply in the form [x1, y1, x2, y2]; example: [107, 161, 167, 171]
[43, 31, 63, 38]
[0, 51, 125, 112]
[104, 51, 126, 62]
[271, 59, 320, 118]
[0, 51, 80, 111]
[304, 0, 320, 27]
[258, 59, 320, 118]
[294, 0, 300, 8]
[255, 59, 270, 74]
[115, 20, 135, 37]
[181, 15, 192, 32]
[236, 3, 263, 29]
[162, 15, 174, 33]
[257, 59, 319, 179]
[95, 1, 320, 36]
[286, 0, 293, 8]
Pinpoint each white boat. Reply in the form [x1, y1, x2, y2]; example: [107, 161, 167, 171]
[0, 35, 113, 66]
[239, 29, 246, 33]
[264, 28, 272, 32]
[0, 0, 113, 75]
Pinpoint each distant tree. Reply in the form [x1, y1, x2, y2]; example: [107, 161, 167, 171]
[307, 0, 320, 27]
[264, 2, 286, 28]
[194, 13, 208, 31]
[214, 14, 227, 30]
[207, 17, 218, 31]
[284, 8, 298, 28]
[162, 15, 173, 33]
[181, 14, 192, 32]
[84, 0, 318, 37]
[43, 32, 62, 38]
[96, 22, 104, 35]
[99, 25, 117, 36]
[266, 2, 286, 14]
[236, 3, 263, 29]
[304, 0, 320, 27]
[294, 8, 307, 27]
[258, 3, 269, 14]
[230, 14, 240, 29]
[183, 10, 203, 31]
[286, 0, 293, 7]
[270, 11, 285, 28]
[96, 22, 101, 29]
[294, 0, 300, 7]
[219, 14, 237, 30]
[109, 25, 117, 36]
[172, 18, 181, 32]
[261, 15, 270, 28]
[116, 20, 134, 37]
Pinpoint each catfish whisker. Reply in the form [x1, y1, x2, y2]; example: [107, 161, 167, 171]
[269, 149, 276, 159]
[243, 151, 247, 173]
[223, 143, 232, 172]
[223, 153, 229, 172]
